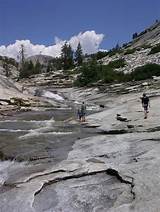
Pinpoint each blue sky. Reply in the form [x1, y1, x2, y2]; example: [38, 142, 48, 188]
[0, 0, 159, 58]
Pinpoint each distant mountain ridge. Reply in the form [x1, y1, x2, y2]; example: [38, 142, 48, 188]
[26, 54, 54, 65]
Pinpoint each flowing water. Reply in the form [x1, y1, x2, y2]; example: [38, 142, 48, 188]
[0, 109, 97, 162]
[0, 90, 101, 211]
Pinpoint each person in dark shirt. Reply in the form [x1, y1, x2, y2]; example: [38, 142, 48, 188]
[141, 93, 150, 119]
[77, 108, 82, 121]
[80, 102, 86, 122]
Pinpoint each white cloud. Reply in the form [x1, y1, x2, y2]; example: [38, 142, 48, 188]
[69, 31, 104, 54]
[0, 31, 105, 59]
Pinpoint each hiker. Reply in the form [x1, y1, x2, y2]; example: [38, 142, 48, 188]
[77, 108, 82, 121]
[80, 102, 86, 122]
[141, 93, 150, 119]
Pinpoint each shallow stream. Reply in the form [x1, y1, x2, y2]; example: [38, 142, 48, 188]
[0, 90, 103, 211]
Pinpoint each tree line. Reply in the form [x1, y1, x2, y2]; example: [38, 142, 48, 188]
[48, 42, 84, 71]
[18, 42, 84, 78]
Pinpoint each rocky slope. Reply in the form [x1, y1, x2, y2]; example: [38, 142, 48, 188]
[101, 21, 160, 73]
[20, 70, 75, 88]
[131, 21, 160, 48]
[19, 21, 160, 87]
[0, 56, 19, 79]
[0, 69, 62, 114]
[0, 81, 160, 211]
[58, 81, 160, 211]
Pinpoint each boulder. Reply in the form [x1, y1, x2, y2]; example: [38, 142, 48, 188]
[116, 114, 128, 122]
[10, 97, 31, 107]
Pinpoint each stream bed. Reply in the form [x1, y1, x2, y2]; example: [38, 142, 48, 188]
[0, 95, 113, 212]
[0, 90, 135, 212]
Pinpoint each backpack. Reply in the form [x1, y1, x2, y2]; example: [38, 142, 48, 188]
[142, 96, 149, 105]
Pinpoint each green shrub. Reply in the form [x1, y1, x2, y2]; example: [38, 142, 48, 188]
[148, 44, 160, 55]
[74, 59, 160, 86]
[74, 60, 127, 86]
[19, 61, 42, 79]
[130, 63, 160, 80]
[108, 58, 126, 69]
[124, 48, 136, 55]
[107, 48, 123, 57]
[74, 60, 101, 86]
[141, 44, 152, 49]
[90, 51, 109, 60]
[101, 66, 123, 83]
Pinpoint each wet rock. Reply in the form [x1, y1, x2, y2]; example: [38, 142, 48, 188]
[127, 124, 134, 129]
[116, 114, 128, 122]
[99, 104, 105, 108]
[98, 129, 128, 134]
[0, 150, 14, 161]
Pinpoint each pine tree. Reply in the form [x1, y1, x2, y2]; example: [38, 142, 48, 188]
[115, 43, 120, 50]
[132, 32, 138, 39]
[18, 44, 26, 79]
[61, 42, 74, 70]
[75, 42, 83, 66]
[46, 63, 52, 72]
[19, 44, 25, 66]
[34, 61, 41, 74]
[67, 44, 74, 68]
